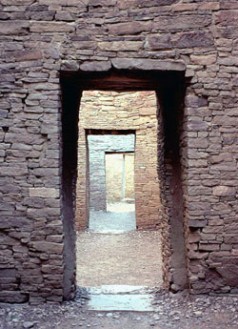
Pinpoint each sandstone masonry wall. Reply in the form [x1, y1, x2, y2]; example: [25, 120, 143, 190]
[76, 90, 160, 230]
[1, 0, 238, 302]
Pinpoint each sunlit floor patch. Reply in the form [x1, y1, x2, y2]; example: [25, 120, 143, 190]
[86, 285, 158, 312]
[89, 202, 136, 233]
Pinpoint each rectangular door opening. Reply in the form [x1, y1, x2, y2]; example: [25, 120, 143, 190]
[87, 133, 136, 233]
[60, 69, 187, 301]
[75, 90, 163, 292]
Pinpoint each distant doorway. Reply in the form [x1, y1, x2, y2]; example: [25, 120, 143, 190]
[87, 134, 136, 232]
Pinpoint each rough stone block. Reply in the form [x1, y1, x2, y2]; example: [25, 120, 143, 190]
[188, 219, 207, 228]
[213, 186, 236, 197]
[145, 34, 172, 50]
[216, 265, 238, 286]
[80, 61, 111, 72]
[30, 22, 75, 33]
[61, 60, 80, 71]
[14, 50, 42, 62]
[0, 21, 29, 35]
[111, 58, 186, 71]
[31, 241, 63, 254]
[0, 291, 28, 303]
[107, 21, 152, 35]
[0, 217, 32, 229]
[153, 14, 211, 31]
[29, 188, 59, 198]
[172, 31, 214, 48]
[98, 41, 143, 52]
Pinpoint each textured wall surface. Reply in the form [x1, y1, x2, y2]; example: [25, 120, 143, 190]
[0, 0, 238, 302]
[76, 91, 160, 230]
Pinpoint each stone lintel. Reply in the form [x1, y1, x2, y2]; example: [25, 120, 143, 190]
[111, 58, 186, 71]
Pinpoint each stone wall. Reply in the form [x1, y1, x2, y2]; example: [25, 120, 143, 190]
[1, 0, 238, 302]
[76, 90, 160, 230]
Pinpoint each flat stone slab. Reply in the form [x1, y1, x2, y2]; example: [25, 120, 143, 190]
[87, 293, 157, 312]
[87, 285, 153, 294]
[86, 285, 158, 312]
[89, 203, 136, 233]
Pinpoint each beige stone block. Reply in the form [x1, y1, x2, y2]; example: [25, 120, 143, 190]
[199, 2, 220, 11]
[98, 41, 143, 52]
[213, 186, 236, 197]
[172, 3, 198, 11]
[30, 22, 75, 33]
[32, 241, 63, 254]
[0, 21, 29, 35]
[191, 54, 217, 65]
[29, 187, 59, 198]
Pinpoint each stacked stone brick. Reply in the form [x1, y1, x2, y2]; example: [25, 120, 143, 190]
[1, 0, 238, 302]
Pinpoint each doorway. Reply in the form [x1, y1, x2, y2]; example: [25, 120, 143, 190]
[75, 90, 163, 290]
[60, 69, 187, 300]
[87, 133, 136, 232]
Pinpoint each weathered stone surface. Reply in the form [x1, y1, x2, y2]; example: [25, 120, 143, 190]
[31, 241, 63, 254]
[107, 21, 152, 35]
[220, 1, 238, 10]
[0, 214, 31, 229]
[98, 41, 143, 52]
[39, 0, 81, 3]
[29, 187, 59, 198]
[145, 34, 172, 50]
[190, 54, 217, 65]
[0, 21, 29, 35]
[188, 219, 208, 228]
[153, 14, 211, 31]
[111, 58, 186, 71]
[80, 61, 111, 72]
[14, 50, 42, 62]
[216, 265, 238, 286]
[215, 10, 238, 26]
[30, 22, 75, 32]
[119, 0, 178, 8]
[0, 291, 28, 303]
[172, 31, 214, 48]
[1, 0, 34, 4]
[213, 186, 236, 197]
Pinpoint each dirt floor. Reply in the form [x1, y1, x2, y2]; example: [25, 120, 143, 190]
[2, 208, 238, 328]
[76, 230, 162, 287]
[1, 291, 238, 329]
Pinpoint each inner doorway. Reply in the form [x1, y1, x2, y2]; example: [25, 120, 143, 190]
[76, 90, 163, 290]
[87, 133, 136, 233]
